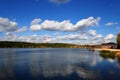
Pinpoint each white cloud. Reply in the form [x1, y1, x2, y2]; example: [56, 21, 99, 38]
[19, 35, 41, 43]
[3, 32, 17, 41]
[30, 17, 101, 32]
[30, 24, 42, 31]
[1, 31, 116, 45]
[93, 34, 103, 40]
[41, 20, 74, 31]
[88, 29, 96, 36]
[1, 32, 88, 44]
[16, 26, 28, 33]
[75, 17, 101, 29]
[104, 33, 116, 40]
[103, 34, 116, 43]
[87, 30, 103, 43]
[50, 0, 71, 4]
[6, 32, 12, 36]
[3, 34, 51, 43]
[0, 16, 117, 45]
[31, 18, 42, 25]
[42, 33, 88, 44]
[105, 22, 117, 26]
[55, 34, 88, 40]
[0, 17, 18, 32]
[30, 18, 42, 31]
[85, 30, 103, 44]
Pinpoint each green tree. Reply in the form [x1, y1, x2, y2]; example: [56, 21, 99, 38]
[117, 33, 120, 49]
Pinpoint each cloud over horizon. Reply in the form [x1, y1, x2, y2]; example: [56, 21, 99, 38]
[0, 16, 117, 45]
[30, 17, 101, 32]
[0, 0, 120, 46]
[1, 28, 115, 45]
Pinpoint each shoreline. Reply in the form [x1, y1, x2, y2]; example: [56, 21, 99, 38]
[95, 48, 120, 52]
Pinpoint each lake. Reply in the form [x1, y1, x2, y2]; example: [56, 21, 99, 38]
[0, 48, 120, 80]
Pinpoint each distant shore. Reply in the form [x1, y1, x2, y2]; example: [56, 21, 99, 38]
[95, 48, 120, 52]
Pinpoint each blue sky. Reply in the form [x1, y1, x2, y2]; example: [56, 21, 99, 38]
[0, 0, 120, 44]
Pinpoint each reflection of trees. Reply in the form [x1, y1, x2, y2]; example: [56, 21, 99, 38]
[99, 50, 116, 59]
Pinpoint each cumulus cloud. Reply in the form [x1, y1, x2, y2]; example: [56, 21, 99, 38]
[85, 29, 103, 44]
[105, 22, 117, 26]
[30, 18, 42, 31]
[50, 0, 71, 4]
[88, 29, 96, 36]
[0, 17, 18, 32]
[18, 35, 41, 43]
[102, 33, 116, 43]
[104, 33, 116, 40]
[93, 34, 102, 40]
[41, 20, 74, 31]
[31, 18, 41, 25]
[2, 32, 17, 41]
[41, 30, 103, 44]
[75, 17, 101, 29]
[40, 33, 88, 44]
[55, 34, 88, 40]
[16, 26, 28, 33]
[17, 34, 51, 43]
[0, 16, 117, 45]
[30, 17, 101, 32]
[1, 30, 116, 45]
[0, 33, 51, 43]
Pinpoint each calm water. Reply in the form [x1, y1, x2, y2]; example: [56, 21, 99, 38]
[0, 48, 120, 80]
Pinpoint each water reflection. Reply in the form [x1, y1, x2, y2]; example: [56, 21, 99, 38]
[28, 49, 101, 80]
[99, 50, 116, 59]
[117, 58, 120, 68]
[0, 48, 120, 80]
[99, 50, 120, 66]
[0, 49, 16, 80]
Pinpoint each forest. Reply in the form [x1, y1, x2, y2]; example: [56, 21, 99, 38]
[0, 41, 81, 48]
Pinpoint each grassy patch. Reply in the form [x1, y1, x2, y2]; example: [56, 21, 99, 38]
[99, 50, 116, 59]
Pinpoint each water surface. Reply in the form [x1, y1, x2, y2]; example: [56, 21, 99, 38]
[0, 48, 120, 80]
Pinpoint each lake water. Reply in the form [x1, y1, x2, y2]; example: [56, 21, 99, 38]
[0, 48, 120, 80]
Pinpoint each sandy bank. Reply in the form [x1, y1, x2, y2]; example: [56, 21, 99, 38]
[95, 48, 120, 52]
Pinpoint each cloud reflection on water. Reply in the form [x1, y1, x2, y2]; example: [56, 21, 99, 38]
[0, 48, 120, 80]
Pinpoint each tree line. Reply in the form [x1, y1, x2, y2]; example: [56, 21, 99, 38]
[117, 33, 120, 49]
[0, 41, 82, 48]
